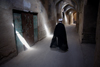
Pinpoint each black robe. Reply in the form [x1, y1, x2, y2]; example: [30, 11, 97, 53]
[50, 23, 68, 51]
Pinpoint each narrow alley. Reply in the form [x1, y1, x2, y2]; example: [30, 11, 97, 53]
[1, 25, 95, 67]
[0, 0, 100, 67]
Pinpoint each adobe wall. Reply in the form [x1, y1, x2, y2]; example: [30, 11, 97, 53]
[0, 0, 56, 64]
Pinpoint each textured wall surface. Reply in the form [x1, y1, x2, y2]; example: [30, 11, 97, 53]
[0, 0, 57, 64]
[94, 1, 100, 67]
[82, 0, 99, 43]
[78, 0, 84, 43]
[0, 6, 17, 64]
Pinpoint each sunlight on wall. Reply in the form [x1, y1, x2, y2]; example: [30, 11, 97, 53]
[56, 22, 58, 25]
[16, 31, 30, 49]
[44, 24, 49, 36]
[71, 12, 73, 24]
[44, 24, 53, 37]
[65, 14, 68, 24]
[12, 23, 14, 27]
[40, 8, 53, 38]
[12, 23, 32, 49]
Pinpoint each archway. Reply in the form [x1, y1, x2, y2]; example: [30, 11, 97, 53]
[62, 4, 77, 26]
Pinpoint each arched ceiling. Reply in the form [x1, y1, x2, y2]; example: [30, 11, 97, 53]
[66, 8, 76, 15]
[63, 4, 74, 12]
[55, 0, 77, 14]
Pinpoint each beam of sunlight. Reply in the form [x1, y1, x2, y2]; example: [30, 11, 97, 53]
[16, 31, 30, 49]
[44, 24, 53, 38]
[12, 23, 14, 27]
[56, 22, 58, 25]
[65, 15, 68, 23]
[38, 2, 53, 38]
[41, 11, 53, 38]
[12, 23, 31, 49]
[48, 34, 53, 38]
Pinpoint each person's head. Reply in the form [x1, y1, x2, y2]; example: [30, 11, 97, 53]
[58, 18, 63, 23]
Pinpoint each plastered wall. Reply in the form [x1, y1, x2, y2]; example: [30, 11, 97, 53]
[0, 0, 56, 64]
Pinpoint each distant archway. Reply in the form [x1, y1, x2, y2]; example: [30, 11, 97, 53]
[62, 3, 77, 25]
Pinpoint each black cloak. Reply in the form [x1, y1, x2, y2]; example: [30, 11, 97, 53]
[50, 23, 68, 51]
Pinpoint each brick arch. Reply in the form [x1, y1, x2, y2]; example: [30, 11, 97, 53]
[55, 0, 77, 21]
[62, 4, 74, 10]
[64, 8, 77, 25]
[65, 8, 76, 14]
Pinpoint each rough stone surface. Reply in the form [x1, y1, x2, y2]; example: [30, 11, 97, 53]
[0, 0, 57, 64]
[82, 0, 99, 43]
[94, 1, 100, 67]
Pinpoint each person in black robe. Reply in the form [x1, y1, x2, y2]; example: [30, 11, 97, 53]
[50, 18, 68, 51]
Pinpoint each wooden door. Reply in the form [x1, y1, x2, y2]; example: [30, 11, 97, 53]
[13, 13, 24, 53]
[22, 13, 34, 46]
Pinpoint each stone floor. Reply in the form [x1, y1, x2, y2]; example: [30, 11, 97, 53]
[0, 25, 95, 67]
[81, 43, 95, 67]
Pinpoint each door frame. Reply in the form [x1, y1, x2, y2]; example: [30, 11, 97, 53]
[13, 9, 38, 52]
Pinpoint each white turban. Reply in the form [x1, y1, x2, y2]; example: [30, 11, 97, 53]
[58, 18, 63, 21]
